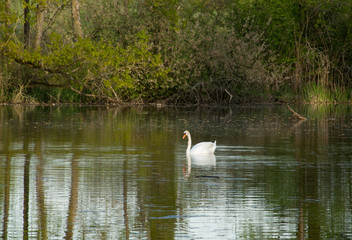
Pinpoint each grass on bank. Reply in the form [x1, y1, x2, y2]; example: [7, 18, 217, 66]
[302, 84, 351, 104]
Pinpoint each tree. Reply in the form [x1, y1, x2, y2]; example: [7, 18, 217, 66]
[4, 0, 11, 33]
[34, 0, 47, 50]
[24, 0, 30, 48]
[71, 0, 83, 39]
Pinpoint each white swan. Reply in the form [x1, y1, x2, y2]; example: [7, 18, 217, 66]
[183, 130, 216, 154]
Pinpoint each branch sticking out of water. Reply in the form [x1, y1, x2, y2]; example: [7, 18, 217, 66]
[287, 105, 307, 121]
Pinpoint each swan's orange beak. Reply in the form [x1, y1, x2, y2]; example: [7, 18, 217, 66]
[183, 133, 186, 139]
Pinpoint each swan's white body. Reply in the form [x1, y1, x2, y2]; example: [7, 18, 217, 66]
[183, 130, 216, 155]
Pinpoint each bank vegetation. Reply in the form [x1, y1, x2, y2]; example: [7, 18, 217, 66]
[1, 0, 351, 104]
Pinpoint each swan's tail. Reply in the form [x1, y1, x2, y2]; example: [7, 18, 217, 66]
[210, 140, 216, 153]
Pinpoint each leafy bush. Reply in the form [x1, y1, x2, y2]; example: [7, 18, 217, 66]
[86, 0, 288, 104]
[1, 31, 171, 103]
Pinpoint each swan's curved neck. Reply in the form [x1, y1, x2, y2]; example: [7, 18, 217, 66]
[186, 134, 192, 153]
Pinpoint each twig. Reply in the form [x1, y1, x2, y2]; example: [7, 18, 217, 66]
[42, 2, 68, 36]
[109, 86, 121, 102]
[68, 85, 119, 103]
[224, 89, 233, 102]
[287, 105, 307, 120]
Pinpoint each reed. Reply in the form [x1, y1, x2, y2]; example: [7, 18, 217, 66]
[301, 84, 351, 104]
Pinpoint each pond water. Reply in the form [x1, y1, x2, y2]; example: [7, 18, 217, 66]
[1, 104, 352, 239]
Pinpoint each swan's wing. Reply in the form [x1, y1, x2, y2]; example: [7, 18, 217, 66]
[191, 141, 216, 154]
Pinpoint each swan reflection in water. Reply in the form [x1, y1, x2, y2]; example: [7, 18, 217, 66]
[184, 153, 216, 177]
[188, 153, 216, 166]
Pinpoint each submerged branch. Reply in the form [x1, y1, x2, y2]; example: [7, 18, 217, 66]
[287, 105, 307, 120]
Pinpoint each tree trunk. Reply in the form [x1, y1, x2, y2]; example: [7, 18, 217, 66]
[4, 0, 11, 32]
[34, 2, 47, 50]
[71, 0, 83, 40]
[24, 0, 30, 48]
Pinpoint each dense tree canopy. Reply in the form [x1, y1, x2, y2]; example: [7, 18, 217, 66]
[0, 0, 351, 104]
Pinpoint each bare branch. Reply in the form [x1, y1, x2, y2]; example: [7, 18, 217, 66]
[287, 105, 307, 121]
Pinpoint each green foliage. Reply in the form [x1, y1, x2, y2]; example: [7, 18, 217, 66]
[245, 0, 352, 91]
[24, 35, 169, 102]
[43, 34, 172, 102]
[1, 0, 352, 104]
[1, 25, 171, 103]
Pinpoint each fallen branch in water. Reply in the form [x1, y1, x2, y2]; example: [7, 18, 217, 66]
[287, 105, 307, 120]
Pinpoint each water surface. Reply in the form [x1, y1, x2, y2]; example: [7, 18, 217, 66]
[1, 105, 352, 239]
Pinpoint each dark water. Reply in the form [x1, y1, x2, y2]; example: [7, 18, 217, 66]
[1, 105, 352, 239]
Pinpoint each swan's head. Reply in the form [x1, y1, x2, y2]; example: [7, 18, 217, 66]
[183, 130, 190, 139]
